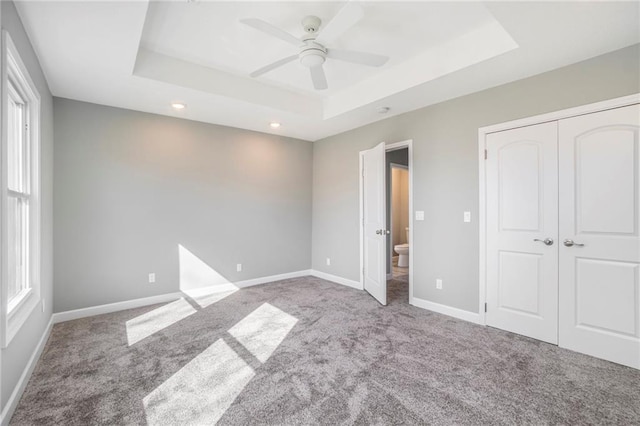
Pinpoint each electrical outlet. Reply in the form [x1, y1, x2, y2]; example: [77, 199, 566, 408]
[237, 264, 242, 272]
[436, 279, 443, 290]
[326, 258, 331, 266]
[464, 211, 471, 223]
[148, 273, 156, 283]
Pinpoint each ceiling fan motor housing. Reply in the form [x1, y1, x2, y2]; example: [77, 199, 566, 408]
[302, 15, 322, 33]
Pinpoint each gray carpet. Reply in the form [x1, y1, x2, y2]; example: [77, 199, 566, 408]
[10, 276, 640, 425]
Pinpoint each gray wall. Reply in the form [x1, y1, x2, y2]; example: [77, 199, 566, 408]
[0, 0, 54, 411]
[311, 44, 640, 313]
[53, 99, 313, 312]
[385, 149, 408, 273]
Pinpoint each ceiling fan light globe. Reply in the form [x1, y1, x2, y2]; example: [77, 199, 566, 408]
[299, 51, 325, 68]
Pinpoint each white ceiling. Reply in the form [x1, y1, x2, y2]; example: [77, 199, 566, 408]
[14, 1, 640, 141]
[140, 2, 497, 96]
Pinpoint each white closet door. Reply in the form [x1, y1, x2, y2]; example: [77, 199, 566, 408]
[486, 122, 559, 344]
[559, 104, 640, 369]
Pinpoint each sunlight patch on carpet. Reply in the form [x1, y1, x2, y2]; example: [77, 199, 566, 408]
[228, 303, 298, 363]
[143, 302, 299, 422]
[143, 339, 255, 425]
[126, 298, 197, 346]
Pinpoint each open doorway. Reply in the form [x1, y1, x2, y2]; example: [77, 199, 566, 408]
[387, 149, 410, 305]
[359, 139, 413, 307]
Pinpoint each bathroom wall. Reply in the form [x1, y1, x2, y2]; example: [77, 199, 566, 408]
[385, 149, 408, 273]
[391, 167, 409, 251]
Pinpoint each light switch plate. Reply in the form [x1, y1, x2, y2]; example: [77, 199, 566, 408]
[326, 258, 331, 266]
[415, 211, 425, 221]
[436, 279, 443, 290]
[464, 211, 471, 223]
[237, 264, 242, 272]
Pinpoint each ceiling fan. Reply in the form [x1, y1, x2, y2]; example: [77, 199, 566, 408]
[240, 2, 389, 90]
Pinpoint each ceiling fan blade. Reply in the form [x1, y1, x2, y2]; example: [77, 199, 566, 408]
[250, 55, 298, 78]
[315, 2, 364, 45]
[310, 65, 328, 90]
[240, 18, 302, 47]
[327, 49, 388, 67]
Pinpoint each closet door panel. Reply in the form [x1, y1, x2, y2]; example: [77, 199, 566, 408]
[559, 104, 640, 369]
[486, 122, 559, 344]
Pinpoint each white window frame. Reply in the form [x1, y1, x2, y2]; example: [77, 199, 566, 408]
[0, 31, 41, 348]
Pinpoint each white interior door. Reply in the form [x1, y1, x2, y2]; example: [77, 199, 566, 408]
[363, 142, 386, 305]
[558, 104, 640, 369]
[486, 122, 559, 344]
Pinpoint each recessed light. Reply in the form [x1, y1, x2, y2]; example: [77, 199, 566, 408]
[270, 122, 281, 129]
[171, 102, 186, 110]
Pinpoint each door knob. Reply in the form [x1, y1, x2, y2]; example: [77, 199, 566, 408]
[533, 238, 554, 246]
[563, 239, 585, 247]
[375, 229, 382, 235]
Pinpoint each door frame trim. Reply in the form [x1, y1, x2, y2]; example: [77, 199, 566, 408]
[478, 93, 640, 326]
[360, 139, 414, 304]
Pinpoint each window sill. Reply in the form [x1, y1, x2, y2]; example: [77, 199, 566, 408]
[3, 289, 39, 348]
[7, 288, 33, 315]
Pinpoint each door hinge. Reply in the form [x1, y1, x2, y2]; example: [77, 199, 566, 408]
[484, 302, 487, 313]
[484, 149, 487, 160]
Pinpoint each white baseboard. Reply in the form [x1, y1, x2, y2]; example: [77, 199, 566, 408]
[52, 270, 314, 324]
[0, 317, 53, 426]
[310, 270, 363, 290]
[52, 292, 184, 324]
[411, 297, 481, 324]
[234, 270, 312, 288]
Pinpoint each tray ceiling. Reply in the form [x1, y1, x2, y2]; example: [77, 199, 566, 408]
[14, 1, 640, 141]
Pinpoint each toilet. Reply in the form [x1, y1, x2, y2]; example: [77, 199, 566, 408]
[394, 227, 410, 268]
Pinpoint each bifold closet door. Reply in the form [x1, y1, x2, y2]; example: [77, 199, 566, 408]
[486, 122, 559, 344]
[558, 104, 640, 369]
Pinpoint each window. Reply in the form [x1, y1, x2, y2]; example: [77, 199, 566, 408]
[7, 75, 30, 308]
[1, 31, 41, 347]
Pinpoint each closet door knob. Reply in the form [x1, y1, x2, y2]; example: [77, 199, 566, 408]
[534, 238, 554, 246]
[563, 239, 585, 247]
